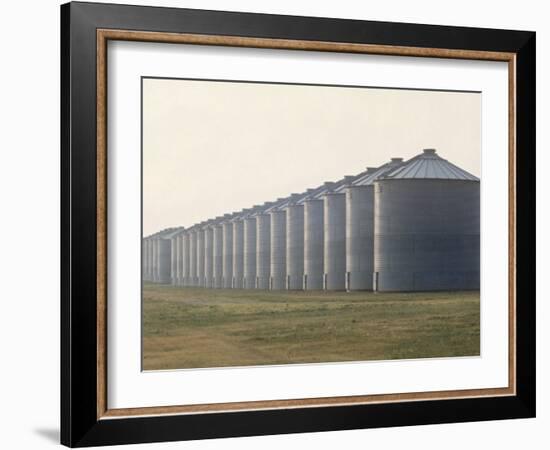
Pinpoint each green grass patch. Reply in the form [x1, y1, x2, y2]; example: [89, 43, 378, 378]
[142, 286, 480, 370]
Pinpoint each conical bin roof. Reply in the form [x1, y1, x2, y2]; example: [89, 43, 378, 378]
[382, 149, 479, 181]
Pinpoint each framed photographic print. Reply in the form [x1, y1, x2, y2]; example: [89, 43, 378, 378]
[60, 1, 536, 447]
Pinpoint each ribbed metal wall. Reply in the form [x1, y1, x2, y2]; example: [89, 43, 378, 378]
[212, 224, 223, 288]
[170, 237, 177, 285]
[243, 217, 257, 289]
[255, 213, 271, 289]
[142, 239, 148, 281]
[323, 192, 346, 290]
[270, 209, 287, 290]
[204, 227, 214, 288]
[175, 234, 182, 286]
[182, 232, 190, 286]
[374, 179, 480, 291]
[189, 231, 198, 287]
[152, 239, 158, 282]
[286, 204, 304, 290]
[148, 239, 153, 282]
[345, 185, 374, 290]
[222, 222, 233, 288]
[232, 220, 244, 288]
[197, 229, 205, 288]
[157, 239, 172, 283]
[304, 199, 324, 290]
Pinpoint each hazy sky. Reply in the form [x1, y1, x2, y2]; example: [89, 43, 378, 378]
[143, 78, 480, 236]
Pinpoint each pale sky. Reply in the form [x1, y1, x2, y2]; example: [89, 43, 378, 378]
[143, 78, 480, 236]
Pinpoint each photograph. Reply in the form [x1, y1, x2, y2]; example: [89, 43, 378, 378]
[141, 77, 481, 371]
[57, 1, 536, 446]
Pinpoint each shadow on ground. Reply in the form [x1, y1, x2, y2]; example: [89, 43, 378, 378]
[34, 428, 59, 444]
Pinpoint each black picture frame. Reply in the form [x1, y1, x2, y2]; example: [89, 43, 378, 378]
[61, 1, 535, 447]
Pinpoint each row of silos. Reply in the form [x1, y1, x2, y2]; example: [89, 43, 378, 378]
[142, 227, 183, 284]
[144, 149, 480, 292]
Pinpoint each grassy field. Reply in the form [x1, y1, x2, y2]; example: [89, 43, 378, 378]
[142, 284, 480, 370]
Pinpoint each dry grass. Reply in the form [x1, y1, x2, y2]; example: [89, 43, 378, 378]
[142, 285, 480, 370]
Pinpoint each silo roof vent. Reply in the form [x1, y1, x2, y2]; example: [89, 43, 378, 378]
[330, 175, 356, 192]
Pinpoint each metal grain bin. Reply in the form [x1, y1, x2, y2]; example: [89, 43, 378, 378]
[345, 184, 374, 290]
[182, 231, 190, 286]
[189, 229, 198, 287]
[323, 192, 346, 290]
[232, 218, 245, 288]
[142, 238, 148, 281]
[222, 221, 234, 288]
[196, 227, 205, 287]
[286, 201, 305, 290]
[303, 198, 324, 290]
[243, 216, 257, 289]
[270, 208, 287, 290]
[175, 234, 183, 286]
[255, 212, 271, 289]
[143, 238, 150, 281]
[212, 222, 224, 288]
[151, 238, 158, 282]
[157, 237, 172, 284]
[323, 177, 355, 290]
[148, 239, 154, 281]
[303, 182, 340, 290]
[170, 236, 177, 285]
[374, 149, 480, 292]
[163, 228, 184, 285]
[204, 225, 214, 288]
[345, 161, 403, 291]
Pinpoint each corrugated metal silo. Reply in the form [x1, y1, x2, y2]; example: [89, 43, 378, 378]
[151, 238, 158, 282]
[303, 183, 334, 290]
[303, 199, 324, 290]
[345, 160, 403, 291]
[189, 229, 198, 287]
[204, 224, 214, 288]
[255, 207, 272, 289]
[374, 149, 480, 291]
[170, 236, 177, 285]
[232, 216, 245, 288]
[243, 211, 258, 289]
[212, 219, 224, 288]
[323, 176, 355, 290]
[196, 227, 205, 287]
[142, 238, 149, 281]
[285, 194, 305, 290]
[158, 228, 183, 285]
[157, 234, 172, 284]
[269, 207, 287, 290]
[144, 239, 151, 281]
[148, 237, 154, 281]
[222, 221, 233, 288]
[345, 184, 374, 291]
[175, 233, 182, 286]
[182, 231, 190, 286]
